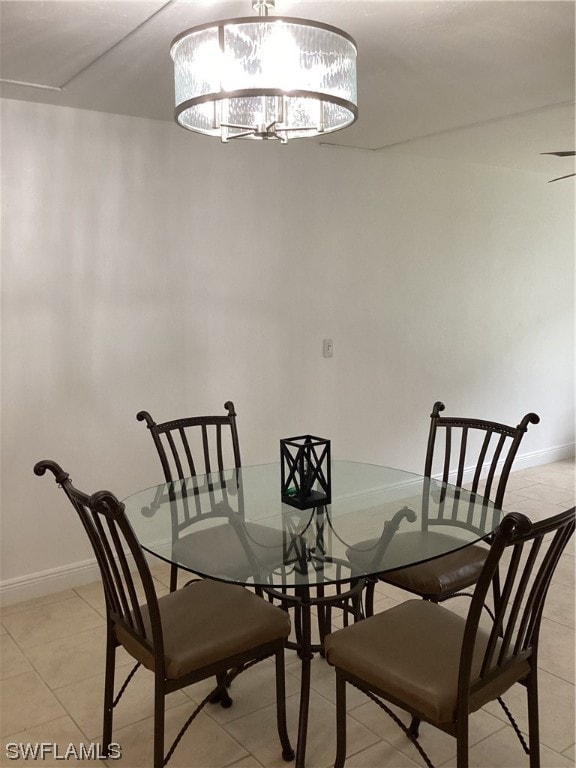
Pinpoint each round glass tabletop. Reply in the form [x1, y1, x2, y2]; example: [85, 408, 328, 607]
[123, 460, 501, 589]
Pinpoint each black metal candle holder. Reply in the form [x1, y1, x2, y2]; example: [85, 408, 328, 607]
[280, 435, 331, 510]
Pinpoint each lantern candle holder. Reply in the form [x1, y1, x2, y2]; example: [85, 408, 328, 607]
[280, 435, 331, 510]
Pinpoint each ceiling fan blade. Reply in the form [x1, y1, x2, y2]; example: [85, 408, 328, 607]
[541, 151, 576, 157]
[548, 172, 576, 183]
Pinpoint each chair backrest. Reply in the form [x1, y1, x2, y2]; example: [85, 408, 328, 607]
[137, 401, 241, 483]
[137, 403, 244, 540]
[459, 507, 575, 712]
[424, 401, 539, 516]
[34, 460, 165, 671]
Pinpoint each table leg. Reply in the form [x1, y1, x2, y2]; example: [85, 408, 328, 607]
[295, 589, 313, 768]
[266, 569, 365, 766]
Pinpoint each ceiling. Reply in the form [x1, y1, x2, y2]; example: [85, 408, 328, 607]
[1, 0, 575, 176]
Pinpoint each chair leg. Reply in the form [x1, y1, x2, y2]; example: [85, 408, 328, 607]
[153, 676, 166, 768]
[218, 671, 233, 707]
[208, 672, 233, 707]
[526, 670, 541, 768]
[169, 563, 178, 593]
[274, 647, 295, 761]
[456, 713, 469, 768]
[352, 589, 364, 623]
[334, 672, 347, 768]
[364, 579, 376, 618]
[408, 716, 421, 738]
[294, 603, 304, 659]
[102, 627, 116, 756]
[318, 599, 331, 658]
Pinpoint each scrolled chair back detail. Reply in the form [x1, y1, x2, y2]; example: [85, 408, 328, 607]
[33, 459, 165, 670]
[426, 401, 540, 510]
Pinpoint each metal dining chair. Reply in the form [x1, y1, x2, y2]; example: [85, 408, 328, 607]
[326, 506, 575, 768]
[348, 401, 540, 616]
[34, 460, 294, 768]
[137, 402, 363, 663]
[137, 401, 286, 594]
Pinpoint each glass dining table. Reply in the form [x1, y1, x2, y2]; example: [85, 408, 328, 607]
[123, 460, 502, 768]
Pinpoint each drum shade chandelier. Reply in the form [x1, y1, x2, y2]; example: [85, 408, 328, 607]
[170, 0, 358, 143]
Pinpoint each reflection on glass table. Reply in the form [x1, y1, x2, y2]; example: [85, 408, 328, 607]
[124, 461, 501, 768]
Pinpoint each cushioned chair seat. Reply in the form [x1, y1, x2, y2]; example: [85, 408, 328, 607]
[383, 541, 488, 596]
[347, 532, 489, 596]
[324, 599, 529, 724]
[172, 522, 287, 581]
[116, 579, 291, 679]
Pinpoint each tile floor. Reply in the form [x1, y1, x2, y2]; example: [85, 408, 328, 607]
[1, 460, 574, 768]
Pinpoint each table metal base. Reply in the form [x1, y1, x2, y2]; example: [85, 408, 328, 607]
[261, 579, 365, 768]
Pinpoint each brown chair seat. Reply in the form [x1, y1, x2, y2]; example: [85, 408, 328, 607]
[172, 522, 286, 581]
[116, 579, 291, 679]
[325, 599, 529, 724]
[382, 535, 488, 596]
[348, 532, 489, 596]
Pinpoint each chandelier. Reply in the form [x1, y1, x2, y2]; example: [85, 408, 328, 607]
[170, 0, 358, 143]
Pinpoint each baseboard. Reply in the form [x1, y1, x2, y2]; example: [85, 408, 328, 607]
[2, 445, 573, 606]
[0, 549, 151, 607]
[0, 558, 102, 606]
[441, 443, 575, 486]
[507, 443, 575, 471]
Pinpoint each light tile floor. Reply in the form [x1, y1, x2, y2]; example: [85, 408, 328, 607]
[1, 461, 574, 768]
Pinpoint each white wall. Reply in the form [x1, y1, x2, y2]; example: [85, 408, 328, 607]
[1, 98, 574, 601]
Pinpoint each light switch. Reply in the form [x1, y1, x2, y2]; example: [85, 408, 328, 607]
[323, 338, 333, 358]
